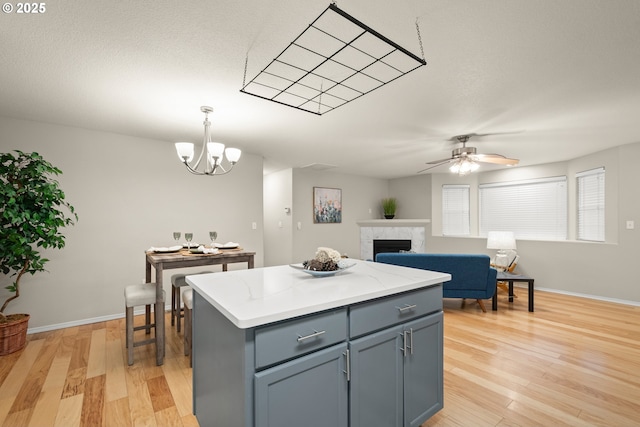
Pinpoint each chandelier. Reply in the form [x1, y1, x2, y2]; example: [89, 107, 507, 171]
[175, 106, 242, 176]
[449, 157, 479, 175]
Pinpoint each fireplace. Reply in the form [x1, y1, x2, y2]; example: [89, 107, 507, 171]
[373, 239, 412, 260]
[357, 219, 430, 260]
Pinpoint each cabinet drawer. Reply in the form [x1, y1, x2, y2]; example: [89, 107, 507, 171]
[349, 286, 442, 338]
[255, 308, 347, 369]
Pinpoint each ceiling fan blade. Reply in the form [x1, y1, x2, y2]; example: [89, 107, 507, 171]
[473, 154, 519, 165]
[426, 157, 455, 165]
[417, 159, 454, 174]
[466, 130, 524, 138]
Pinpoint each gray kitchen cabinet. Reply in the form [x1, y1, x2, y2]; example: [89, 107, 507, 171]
[254, 343, 349, 427]
[349, 312, 443, 427]
[192, 284, 443, 427]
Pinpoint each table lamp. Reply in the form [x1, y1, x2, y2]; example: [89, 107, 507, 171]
[487, 231, 517, 269]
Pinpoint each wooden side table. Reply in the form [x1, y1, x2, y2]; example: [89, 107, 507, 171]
[492, 272, 535, 312]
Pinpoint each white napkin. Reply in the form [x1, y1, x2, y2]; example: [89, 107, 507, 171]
[196, 245, 219, 254]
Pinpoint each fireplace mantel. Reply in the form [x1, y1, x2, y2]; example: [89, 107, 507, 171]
[356, 219, 431, 227]
[357, 219, 431, 260]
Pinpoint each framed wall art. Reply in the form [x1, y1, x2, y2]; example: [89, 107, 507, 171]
[313, 187, 342, 223]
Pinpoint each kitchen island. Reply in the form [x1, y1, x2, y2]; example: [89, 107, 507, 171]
[187, 259, 450, 427]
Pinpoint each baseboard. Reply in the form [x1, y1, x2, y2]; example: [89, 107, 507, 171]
[26, 303, 172, 335]
[27, 289, 640, 334]
[533, 286, 640, 307]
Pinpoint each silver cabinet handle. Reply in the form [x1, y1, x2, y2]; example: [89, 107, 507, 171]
[297, 329, 326, 342]
[342, 349, 350, 381]
[399, 331, 407, 356]
[396, 304, 417, 313]
[409, 328, 414, 355]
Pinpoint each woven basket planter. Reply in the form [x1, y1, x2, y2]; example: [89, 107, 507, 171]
[0, 314, 30, 356]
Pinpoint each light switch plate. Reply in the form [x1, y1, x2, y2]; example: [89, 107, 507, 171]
[626, 220, 635, 230]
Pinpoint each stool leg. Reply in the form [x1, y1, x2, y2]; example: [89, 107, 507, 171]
[176, 287, 182, 333]
[184, 306, 190, 357]
[171, 286, 177, 326]
[126, 306, 134, 366]
[184, 305, 192, 367]
[145, 304, 151, 334]
[155, 301, 165, 359]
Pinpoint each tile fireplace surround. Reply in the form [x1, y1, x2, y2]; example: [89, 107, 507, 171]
[357, 219, 431, 260]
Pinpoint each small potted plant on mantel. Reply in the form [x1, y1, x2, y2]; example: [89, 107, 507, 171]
[0, 150, 77, 355]
[382, 197, 397, 219]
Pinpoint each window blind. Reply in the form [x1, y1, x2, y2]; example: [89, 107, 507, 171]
[442, 184, 470, 236]
[479, 177, 567, 240]
[577, 167, 605, 242]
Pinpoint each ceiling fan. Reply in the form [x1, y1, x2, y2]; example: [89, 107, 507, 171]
[417, 134, 519, 174]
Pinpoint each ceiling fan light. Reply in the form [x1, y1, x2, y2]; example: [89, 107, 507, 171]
[450, 158, 479, 175]
[175, 142, 194, 162]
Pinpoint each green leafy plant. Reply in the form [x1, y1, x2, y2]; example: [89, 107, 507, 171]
[0, 150, 77, 321]
[382, 197, 397, 216]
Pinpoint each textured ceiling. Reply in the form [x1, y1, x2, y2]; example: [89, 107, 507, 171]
[2, 0, 640, 178]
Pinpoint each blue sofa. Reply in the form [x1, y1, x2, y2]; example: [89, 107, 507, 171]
[375, 253, 497, 312]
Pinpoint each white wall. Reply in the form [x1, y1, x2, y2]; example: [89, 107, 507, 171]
[421, 144, 640, 303]
[388, 174, 432, 220]
[4, 112, 638, 331]
[290, 168, 389, 263]
[263, 169, 293, 266]
[0, 116, 264, 329]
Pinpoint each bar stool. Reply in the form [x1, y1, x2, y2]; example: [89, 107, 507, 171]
[125, 283, 165, 366]
[171, 271, 211, 332]
[182, 288, 193, 367]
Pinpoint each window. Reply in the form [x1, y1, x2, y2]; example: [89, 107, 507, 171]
[577, 167, 605, 242]
[479, 177, 567, 240]
[442, 184, 470, 236]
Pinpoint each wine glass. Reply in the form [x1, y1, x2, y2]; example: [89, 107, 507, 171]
[209, 231, 218, 247]
[173, 232, 181, 246]
[185, 232, 193, 249]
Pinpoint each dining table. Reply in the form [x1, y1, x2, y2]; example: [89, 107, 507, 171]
[144, 247, 256, 365]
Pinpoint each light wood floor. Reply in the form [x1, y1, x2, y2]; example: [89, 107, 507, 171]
[1, 289, 639, 427]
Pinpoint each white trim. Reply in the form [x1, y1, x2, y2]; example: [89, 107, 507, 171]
[576, 166, 605, 178]
[356, 219, 430, 227]
[479, 175, 566, 189]
[513, 285, 640, 307]
[26, 290, 640, 334]
[26, 303, 171, 334]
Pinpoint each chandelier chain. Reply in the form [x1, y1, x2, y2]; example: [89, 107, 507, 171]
[415, 18, 425, 62]
[243, 54, 249, 88]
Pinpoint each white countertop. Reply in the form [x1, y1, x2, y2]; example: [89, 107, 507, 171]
[186, 259, 451, 329]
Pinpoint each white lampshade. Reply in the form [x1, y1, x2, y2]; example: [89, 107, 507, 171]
[225, 147, 242, 163]
[207, 142, 225, 159]
[175, 142, 194, 162]
[486, 231, 517, 250]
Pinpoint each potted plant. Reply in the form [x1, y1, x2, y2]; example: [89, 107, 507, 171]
[382, 197, 397, 219]
[0, 151, 77, 355]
